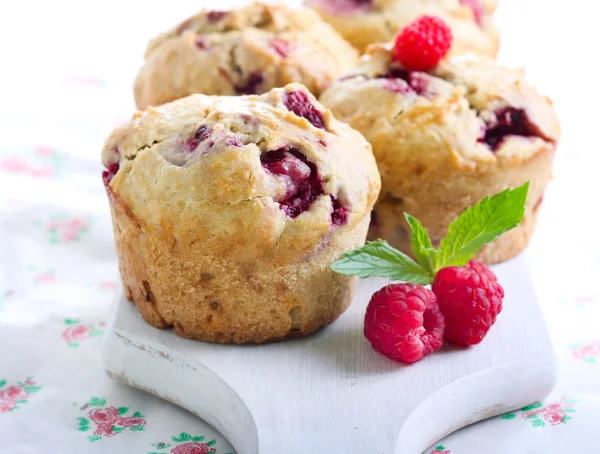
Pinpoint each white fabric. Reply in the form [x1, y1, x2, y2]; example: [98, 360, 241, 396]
[1, 1, 598, 452]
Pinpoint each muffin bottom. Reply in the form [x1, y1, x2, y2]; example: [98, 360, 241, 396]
[111, 196, 368, 344]
[368, 147, 554, 265]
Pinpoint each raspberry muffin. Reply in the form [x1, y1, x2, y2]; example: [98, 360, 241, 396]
[303, 0, 499, 56]
[134, 2, 359, 109]
[320, 44, 560, 264]
[102, 84, 380, 343]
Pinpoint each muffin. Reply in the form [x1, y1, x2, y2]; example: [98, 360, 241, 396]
[134, 2, 359, 109]
[303, 0, 499, 56]
[102, 84, 380, 343]
[319, 44, 560, 264]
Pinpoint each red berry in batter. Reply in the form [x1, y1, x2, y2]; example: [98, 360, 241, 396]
[432, 260, 504, 347]
[283, 90, 326, 130]
[460, 0, 484, 26]
[364, 283, 445, 363]
[393, 15, 453, 71]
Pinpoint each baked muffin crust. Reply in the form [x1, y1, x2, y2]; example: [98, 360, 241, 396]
[103, 84, 380, 343]
[134, 2, 359, 109]
[320, 44, 560, 264]
[304, 0, 499, 56]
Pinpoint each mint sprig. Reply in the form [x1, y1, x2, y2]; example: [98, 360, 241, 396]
[436, 182, 529, 268]
[330, 240, 433, 285]
[331, 182, 529, 283]
[405, 213, 436, 275]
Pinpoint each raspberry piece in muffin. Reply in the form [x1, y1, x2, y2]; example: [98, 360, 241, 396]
[206, 10, 227, 23]
[320, 44, 560, 264]
[102, 84, 380, 344]
[184, 125, 212, 152]
[303, 0, 500, 56]
[283, 90, 326, 129]
[102, 163, 119, 189]
[134, 3, 358, 109]
[460, 0, 484, 26]
[481, 107, 543, 151]
[260, 147, 324, 218]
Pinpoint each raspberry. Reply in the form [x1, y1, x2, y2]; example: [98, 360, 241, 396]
[393, 16, 453, 71]
[184, 125, 212, 152]
[207, 11, 227, 23]
[460, 0, 484, 26]
[480, 107, 543, 151]
[261, 147, 324, 218]
[269, 38, 294, 58]
[234, 72, 264, 95]
[330, 196, 349, 226]
[364, 284, 445, 363]
[283, 91, 326, 130]
[224, 135, 243, 147]
[379, 69, 430, 96]
[195, 37, 210, 50]
[432, 260, 504, 347]
[102, 163, 119, 188]
[313, 0, 372, 14]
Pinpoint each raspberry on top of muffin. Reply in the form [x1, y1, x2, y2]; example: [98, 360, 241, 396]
[102, 84, 380, 344]
[303, 0, 499, 56]
[320, 39, 560, 264]
[134, 2, 359, 109]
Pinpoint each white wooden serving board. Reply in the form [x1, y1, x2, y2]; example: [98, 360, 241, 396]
[102, 254, 556, 453]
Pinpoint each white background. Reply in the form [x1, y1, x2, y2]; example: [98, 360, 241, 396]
[1, 1, 599, 453]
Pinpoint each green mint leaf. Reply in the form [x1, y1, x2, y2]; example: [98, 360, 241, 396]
[404, 213, 437, 274]
[330, 240, 433, 285]
[436, 182, 529, 269]
[117, 407, 129, 415]
[0, 380, 6, 389]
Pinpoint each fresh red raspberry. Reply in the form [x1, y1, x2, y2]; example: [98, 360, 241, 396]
[364, 283, 445, 363]
[393, 15, 453, 71]
[432, 260, 504, 347]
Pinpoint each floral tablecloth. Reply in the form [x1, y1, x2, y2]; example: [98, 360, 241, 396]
[1, 0, 598, 452]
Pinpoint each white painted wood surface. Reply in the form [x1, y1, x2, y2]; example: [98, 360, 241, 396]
[102, 254, 556, 453]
